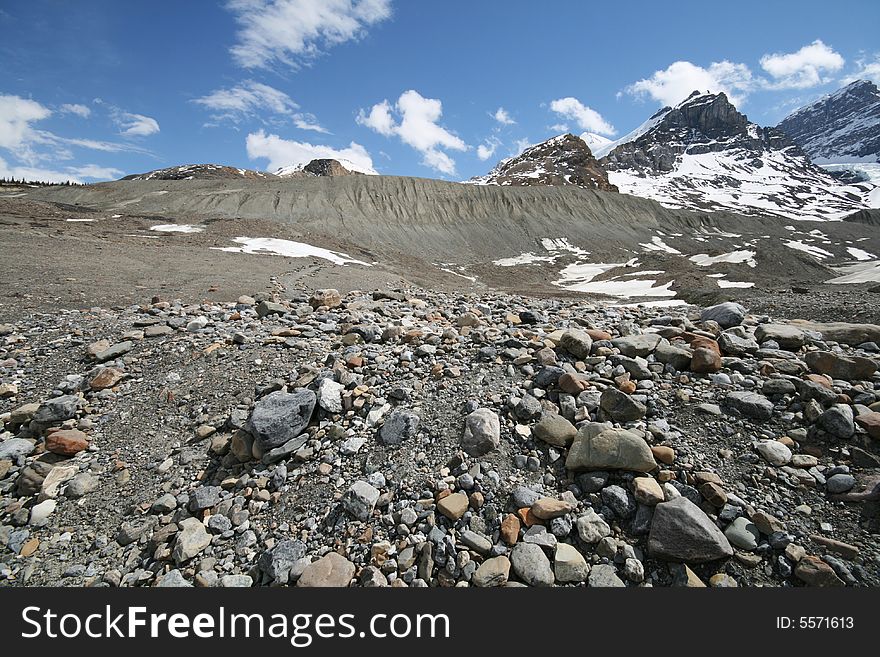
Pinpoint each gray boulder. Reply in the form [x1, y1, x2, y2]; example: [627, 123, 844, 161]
[648, 497, 733, 563]
[246, 389, 316, 451]
[701, 302, 746, 328]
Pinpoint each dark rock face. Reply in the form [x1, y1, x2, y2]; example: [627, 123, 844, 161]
[473, 134, 618, 192]
[776, 80, 880, 163]
[302, 159, 362, 177]
[601, 92, 802, 174]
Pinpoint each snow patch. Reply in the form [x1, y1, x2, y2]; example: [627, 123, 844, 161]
[689, 250, 757, 268]
[783, 240, 834, 259]
[150, 224, 204, 233]
[213, 237, 371, 266]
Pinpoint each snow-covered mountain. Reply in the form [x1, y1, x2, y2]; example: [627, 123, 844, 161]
[579, 132, 612, 153]
[776, 80, 880, 207]
[468, 134, 618, 191]
[275, 158, 376, 177]
[122, 164, 274, 181]
[598, 91, 874, 220]
[777, 80, 880, 164]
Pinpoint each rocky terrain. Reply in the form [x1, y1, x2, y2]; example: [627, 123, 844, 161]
[469, 134, 618, 192]
[1, 283, 879, 589]
[4, 175, 879, 318]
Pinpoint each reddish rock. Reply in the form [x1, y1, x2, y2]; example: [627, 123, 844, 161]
[794, 555, 845, 587]
[89, 367, 124, 390]
[855, 412, 880, 440]
[45, 429, 89, 456]
[618, 380, 637, 394]
[500, 514, 521, 545]
[559, 372, 590, 395]
[689, 337, 722, 373]
[586, 329, 613, 341]
[309, 288, 342, 309]
[651, 445, 676, 465]
[804, 373, 833, 389]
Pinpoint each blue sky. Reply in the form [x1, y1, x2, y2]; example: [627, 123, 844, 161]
[2, 0, 879, 182]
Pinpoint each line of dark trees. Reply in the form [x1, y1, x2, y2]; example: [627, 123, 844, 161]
[0, 177, 83, 186]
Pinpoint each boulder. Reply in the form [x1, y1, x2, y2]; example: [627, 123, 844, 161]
[599, 386, 646, 422]
[532, 413, 577, 447]
[246, 389, 316, 451]
[612, 334, 662, 357]
[460, 408, 500, 456]
[701, 302, 746, 328]
[559, 330, 593, 359]
[648, 497, 734, 563]
[510, 543, 554, 587]
[754, 324, 805, 350]
[724, 391, 774, 420]
[297, 552, 355, 587]
[566, 426, 657, 472]
[805, 351, 877, 381]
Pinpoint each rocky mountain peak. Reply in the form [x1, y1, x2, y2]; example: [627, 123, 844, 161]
[597, 89, 873, 219]
[469, 133, 618, 192]
[302, 158, 363, 177]
[777, 79, 880, 164]
[275, 158, 375, 178]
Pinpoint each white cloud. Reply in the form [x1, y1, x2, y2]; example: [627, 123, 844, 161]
[493, 107, 515, 125]
[0, 94, 51, 161]
[512, 137, 530, 155]
[357, 89, 467, 175]
[0, 155, 122, 183]
[626, 60, 756, 107]
[356, 99, 395, 136]
[0, 94, 148, 182]
[114, 112, 160, 137]
[549, 123, 569, 132]
[841, 53, 880, 85]
[476, 136, 501, 161]
[69, 164, 124, 179]
[194, 80, 328, 132]
[760, 40, 844, 89]
[246, 129, 377, 174]
[60, 103, 91, 118]
[227, 0, 392, 70]
[549, 97, 616, 136]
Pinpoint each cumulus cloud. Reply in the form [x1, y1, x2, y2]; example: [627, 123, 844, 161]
[0, 94, 52, 161]
[357, 89, 467, 175]
[493, 107, 515, 125]
[476, 136, 501, 161]
[194, 80, 328, 132]
[548, 97, 616, 136]
[113, 112, 160, 137]
[246, 129, 377, 174]
[227, 0, 392, 70]
[60, 103, 91, 118]
[760, 40, 844, 89]
[626, 60, 756, 107]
